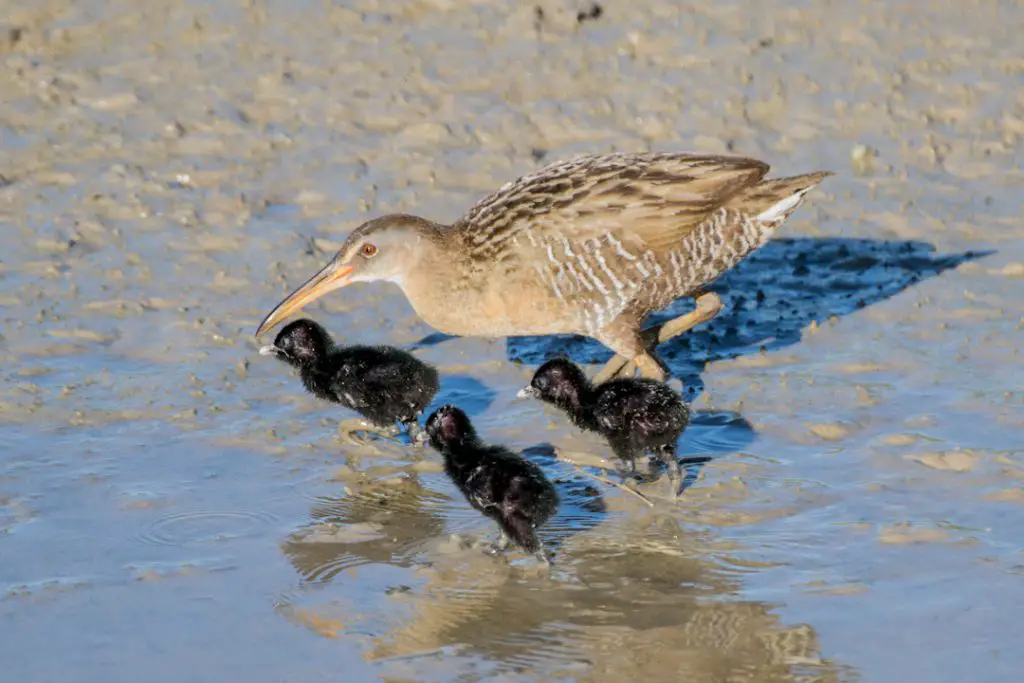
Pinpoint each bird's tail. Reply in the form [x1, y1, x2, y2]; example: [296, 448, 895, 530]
[502, 511, 540, 553]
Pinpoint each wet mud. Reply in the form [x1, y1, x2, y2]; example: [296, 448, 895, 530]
[1, 0, 1022, 681]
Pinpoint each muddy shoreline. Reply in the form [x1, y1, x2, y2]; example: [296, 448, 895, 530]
[2, 1, 1022, 681]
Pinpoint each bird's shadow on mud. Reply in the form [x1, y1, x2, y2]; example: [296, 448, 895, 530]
[501, 237, 993, 400]
[428, 374, 497, 417]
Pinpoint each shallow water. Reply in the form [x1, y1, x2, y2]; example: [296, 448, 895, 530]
[1, 0, 1022, 681]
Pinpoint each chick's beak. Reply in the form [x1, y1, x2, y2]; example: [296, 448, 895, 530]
[254, 259, 354, 338]
[258, 345, 278, 357]
[516, 386, 539, 400]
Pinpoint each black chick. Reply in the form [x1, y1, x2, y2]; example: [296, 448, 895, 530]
[518, 358, 690, 497]
[260, 318, 439, 442]
[425, 405, 559, 564]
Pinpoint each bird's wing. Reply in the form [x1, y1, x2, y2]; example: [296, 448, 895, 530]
[464, 467, 498, 511]
[457, 152, 769, 261]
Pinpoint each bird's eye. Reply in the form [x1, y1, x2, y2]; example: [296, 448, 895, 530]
[361, 243, 378, 258]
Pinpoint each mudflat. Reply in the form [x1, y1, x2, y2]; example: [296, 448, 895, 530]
[1, 1, 1021, 681]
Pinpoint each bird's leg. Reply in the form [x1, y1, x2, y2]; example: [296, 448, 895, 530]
[487, 528, 511, 556]
[657, 443, 683, 499]
[593, 355, 630, 384]
[646, 454, 664, 482]
[593, 315, 645, 385]
[633, 353, 666, 381]
[533, 537, 551, 567]
[605, 291, 725, 382]
[404, 419, 427, 447]
[647, 291, 724, 346]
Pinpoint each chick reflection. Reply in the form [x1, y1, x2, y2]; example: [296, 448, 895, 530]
[364, 535, 842, 681]
[519, 358, 690, 497]
[258, 318, 439, 441]
[281, 443, 606, 582]
[425, 405, 559, 565]
[282, 473, 450, 581]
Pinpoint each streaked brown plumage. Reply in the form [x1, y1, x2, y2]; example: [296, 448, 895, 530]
[255, 152, 831, 381]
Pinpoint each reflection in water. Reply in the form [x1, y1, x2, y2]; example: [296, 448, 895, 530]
[273, 362, 844, 680]
[281, 454, 607, 581]
[283, 475, 451, 582]
[281, 501, 846, 680]
[366, 541, 841, 681]
[277, 413, 848, 680]
[508, 238, 992, 397]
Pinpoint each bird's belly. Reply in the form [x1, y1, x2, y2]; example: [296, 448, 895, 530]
[404, 279, 583, 338]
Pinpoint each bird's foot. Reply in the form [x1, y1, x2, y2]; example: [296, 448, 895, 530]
[594, 352, 669, 384]
[485, 530, 511, 558]
[337, 419, 399, 445]
[601, 291, 725, 386]
[533, 542, 552, 568]
[405, 421, 428, 447]
[646, 457, 666, 483]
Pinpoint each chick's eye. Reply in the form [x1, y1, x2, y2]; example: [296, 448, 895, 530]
[361, 243, 377, 258]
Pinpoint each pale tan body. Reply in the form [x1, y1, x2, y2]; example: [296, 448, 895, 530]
[257, 153, 831, 381]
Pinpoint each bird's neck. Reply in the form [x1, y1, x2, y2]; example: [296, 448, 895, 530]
[298, 363, 336, 403]
[391, 227, 483, 333]
[566, 404, 600, 432]
[440, 437, 484, 468]
[559, 384, 599, 431]
[395, 221, 456, 287]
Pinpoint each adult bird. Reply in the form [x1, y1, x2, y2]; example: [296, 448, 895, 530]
[255, 152, 830, 381]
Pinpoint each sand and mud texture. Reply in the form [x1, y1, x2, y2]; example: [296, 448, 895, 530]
[1, 0, 1022, 682]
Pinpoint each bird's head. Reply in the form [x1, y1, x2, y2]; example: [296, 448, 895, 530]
[255, 214, 437, 338]
[425, 404, 477, 452]
[258, 318, 330, 367]
[517, 358, 590, 409]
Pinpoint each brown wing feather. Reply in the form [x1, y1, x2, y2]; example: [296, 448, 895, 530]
[458, 153, 770, 260]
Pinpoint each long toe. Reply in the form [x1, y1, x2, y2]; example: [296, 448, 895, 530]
[593, 354, 632, 385]
[406, 421, 427, 446]
[634, 353, 667, 382]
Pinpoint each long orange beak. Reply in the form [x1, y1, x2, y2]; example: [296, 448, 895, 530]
[254, 260, 354, 338]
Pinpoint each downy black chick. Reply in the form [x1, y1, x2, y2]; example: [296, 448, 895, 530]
[260, 318, 439, 441]
[518, 358, 690, 497]
[425, 404, 558, 564]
